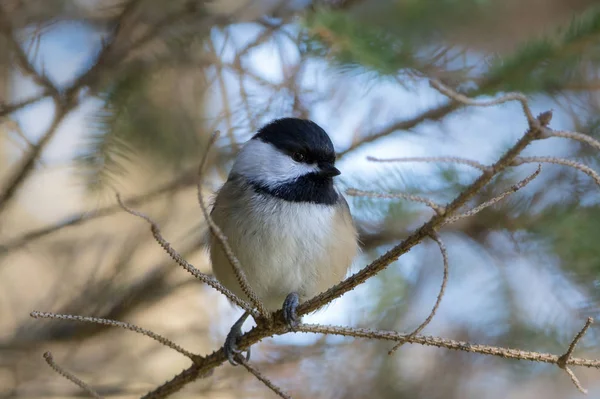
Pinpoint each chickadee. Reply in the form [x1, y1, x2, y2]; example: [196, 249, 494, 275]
[209, 117, 359, 364]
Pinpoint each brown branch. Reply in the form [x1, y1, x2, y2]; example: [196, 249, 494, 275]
[337, 102, 459, 158]
[389, 232, 449, 353]
[31, 311, 198, 360]
[43, 351, 103, 399]
[0, 169, 197, 254]
[197, 132, 269, 318]
[296, 324, 600, 368]
[237, 356, 293, 399]
[0, 105, 69, 214]
[0, 92, 50, 117]
[116, 194, 257, 316]
[557, 317, 594, 395]
[295, 113, 547, 318]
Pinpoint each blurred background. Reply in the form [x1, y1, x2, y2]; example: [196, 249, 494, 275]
[1, 0, 600, 398]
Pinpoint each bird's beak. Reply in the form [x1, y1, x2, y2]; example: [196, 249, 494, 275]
[318, 163, 341, 177]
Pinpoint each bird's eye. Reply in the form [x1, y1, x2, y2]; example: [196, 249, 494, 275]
[292, 152, 305, 162]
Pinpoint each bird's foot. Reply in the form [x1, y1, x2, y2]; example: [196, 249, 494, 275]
[282, 292, 300, 330]
[224, 312, 250, 366]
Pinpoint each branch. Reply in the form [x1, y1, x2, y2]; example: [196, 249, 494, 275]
[43, 351, 103, 399]
[295, 324, 600, 369]
[295, 112, 547, 318]
[346, 188, 445, 215]
[0, 169, 197, 254]
[115, 194, 257, 317]
[512, 156, 600, 188]
[197, 132, 269, 318]
[429, 79, 536, 124]
[541, 128, 600, 152]
[0, 106, 69, 215]
[389, 232, 449, 353]
[237, 356, 293, 399]
[31, 311, 198, 360]
[367, 156, 488, 171]
[443, 164, 542, 225]
[557, 317, 594, 395]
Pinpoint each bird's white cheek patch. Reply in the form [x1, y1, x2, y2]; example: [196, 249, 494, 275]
[231, 139, 318, 188]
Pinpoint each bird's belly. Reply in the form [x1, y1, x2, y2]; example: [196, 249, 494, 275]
[211, 200, 351, 311]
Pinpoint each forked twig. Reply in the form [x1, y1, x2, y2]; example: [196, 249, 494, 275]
[512, 157, 600, 188]
[389, 232, 449, 354]
[43, 352, 103, 399]
[443, 164, 542, 225]
[237, 356, 293, 399]
[346, 188, 445, 215]
[32, 311, 197, 360]
[558, 317, 594, 395]
[196, 131, 269, 319]
[115, 194, 257, 316]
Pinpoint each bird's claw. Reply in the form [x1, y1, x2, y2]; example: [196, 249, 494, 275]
[224, 312, 251, 366]
[283, 292, 300, 330]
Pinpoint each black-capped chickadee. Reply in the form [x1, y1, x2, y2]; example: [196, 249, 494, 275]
[209, 118, 359, 364]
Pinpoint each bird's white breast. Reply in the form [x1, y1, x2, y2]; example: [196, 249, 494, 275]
[210, 181, 357, 311]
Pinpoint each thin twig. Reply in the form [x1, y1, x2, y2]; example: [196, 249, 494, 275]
[513, 157, 600, 188]
[443, 164, 542, 225]
[367, 156, 489, 171]
[1, 170, 197, 253]
[541, 128, 600, 152]
[43, 352, 103, 399]
[196, 132, 269, 318]
[237, 356, 293, 399]
[389, 232, 449, 353]
[429, 79, 536, 124]
[0, 105, 69, 215]
[31, 311, 198, 360]
[558, 318, 594, 395]
[115, 194, 257, 316]
[346, 188, 445, 215]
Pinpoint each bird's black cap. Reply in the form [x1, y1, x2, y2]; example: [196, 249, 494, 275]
[252, 118, 336, 165]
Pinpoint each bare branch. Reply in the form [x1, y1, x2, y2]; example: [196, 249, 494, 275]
[31, 311, 198, 360]
[1, 169, 197, 253]
[367, 156, 489, 171]
[237, 356, 293, 399]
[0, 105, 69, 215]
[541, 128, 600, 152]
[197, 132, 269, 318]
[443, 164, 542, 225]
[115, 194, 257, 316]
[389, 232, 449, 353]
[0, 92, 50, 117]
[338, 102, 458, 158]
[512, 157, 600, 188]
[558, 318, 594, 395]
[429, 79, 536, 124]
[346, 188, 445, 214]
[296, 324, 600, 369]
[43, 351, 103, 399]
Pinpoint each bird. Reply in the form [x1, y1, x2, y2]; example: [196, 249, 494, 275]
[209, 117, 359, 365]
